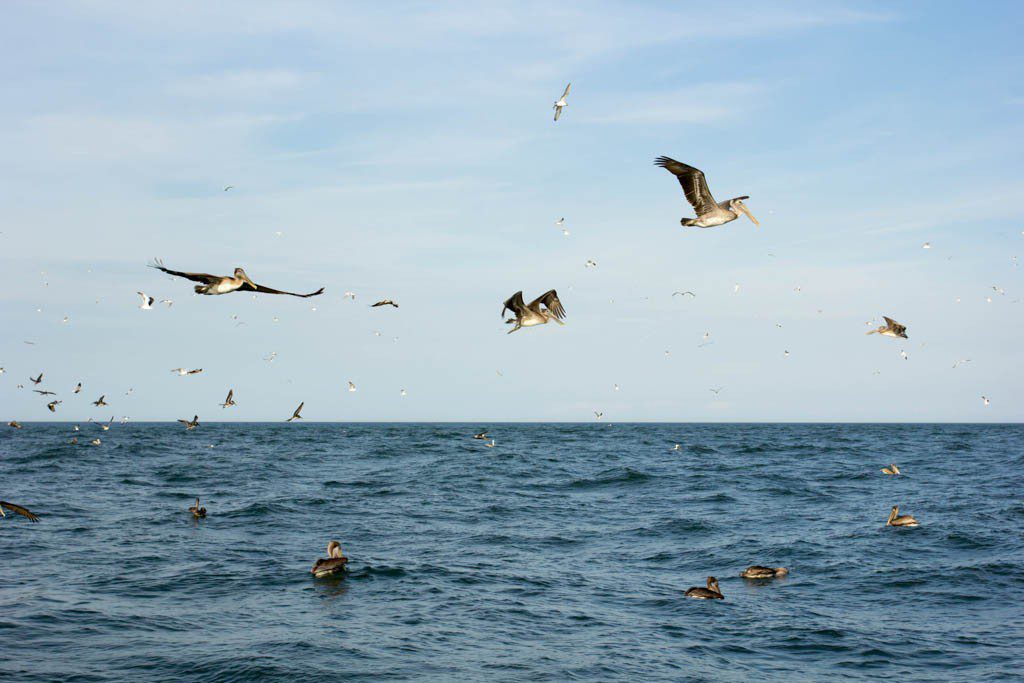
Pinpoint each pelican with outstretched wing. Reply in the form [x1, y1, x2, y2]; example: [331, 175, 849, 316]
[1, 501, 40, 522]
[502, 290, 566, 334]
[867, 316, 908, 339]
[149, 259, 324, 298]
[654, 157, 758, 229]
[287, 402, 304, 422]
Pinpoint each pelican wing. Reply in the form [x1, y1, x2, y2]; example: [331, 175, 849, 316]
[149, 259, 222, 284]
[288, 402, 304, 420]
[223, 389, 233, 404]
[502, 291, 527, 317]
[883, 317, 906, 335]
[561, 82, 571, 99]
[530, 290, 566, 320]
[0, 500, 40, 522]
[312, 556, 348, 574]
[654, 157, 718, 216]
[239, 280, 325, 298]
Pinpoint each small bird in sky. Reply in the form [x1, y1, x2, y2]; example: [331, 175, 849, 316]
[287, 402, 304, 422]
[585, 259, 598, 268]
[922, 242, 931, 249]
[952, 359, 971, 369]
[46, 400, 61, 413]
[220, 389, 236, 408]
[137, 292, 154, 310]
[981, 396, 990, 406]
[178, 415, 200, 430]
[734, 283, 741, 294]
[555, 218, 569, 235]
[867, 317, 908, 339]
[900, 350, 909, 361]
[73, 382, 82, 394]
[347, 381, 356, 393]
[223, 185, 234, 192]
[171, 368, 203, 376]
[343, 291, 356, 300]
[61, 316, 69, 324]
[371, 300, 399, 308]
[33, 389, 56, 396]
[673, 291, 696, 298]
[614, 384, 620, 391]
[264, 351, 277, 362]
[93, 395, 107, 407]
[553, 82, 571, 121]
[29, 373, 43, 385]
[93, 417, 113, 431]
[594, 411, 603, 420]
[400, 389, 407, 397]
[709, 387, 724, 396]
[160, 298, 174, 307]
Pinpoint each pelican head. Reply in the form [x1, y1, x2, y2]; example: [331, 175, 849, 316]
[233, 267, 254, 285]
[707, 576, 720, 591]
[887, 505, 899, 525]
[731, 197, 759, 226]
[327, 540, 343, 559]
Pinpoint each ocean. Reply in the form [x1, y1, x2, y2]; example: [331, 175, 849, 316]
[1, 423, 1021, 681]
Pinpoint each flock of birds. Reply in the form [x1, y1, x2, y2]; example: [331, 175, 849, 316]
[0, 81, 999, 589]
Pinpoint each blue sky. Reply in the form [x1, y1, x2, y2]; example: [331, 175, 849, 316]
[1, 1, 1021, 421]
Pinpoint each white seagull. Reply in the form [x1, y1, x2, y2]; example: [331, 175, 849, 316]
[553, 82, 571, 121]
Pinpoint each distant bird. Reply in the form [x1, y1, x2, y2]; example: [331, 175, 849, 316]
[867, 317, 908, 339]
[223, 185, 234, 192]
[502, 290, 566, 333]
[171, 368, 203, 376]
[881, 464, 901, 475]
[654, 157, 758, 229]
[264, 352, 277, 362]
[343, 291, 356, 300]
[552, 82, 571, 121]
[740, 566, 788, 580]
[69, 437, 78, 444]
[594, 411, 603, 420]
[137, 292, 154, 309]
[220, 389, 236, 408]
[46, 400, 61, 413]
[981, 396, 990, 406]
[73, 382, 82, 394]
[672, 291, 696, 298]
[347, 381, 356, 393]
[287, 402, 304, 422]
[555, 217, 569, 235]
[92, 395, 107, 407]
[672, 444, 682, 451]
[684, 576, 724, 599]
[922, 242, 931, 249]
[886, 505, 919, 527]
[150, 259, 324, 298]
[900, 350, 909, 361]
[585, 259, 597, 268]
[485, 439, 496, 448]
[784, 350, 790, 357]
[188, 498, 207, 518]
[29, 373, 43, 385]
[33, 390, 56, 396]
[61, 316, 69, 324]
[733, 283, 741, 294]
[160, 298, 174, 307]
[0, 501, 40, 522]
[90, 438, 101, 446]
[952, 359, 971, 369]
[311, 541, 348, 578]
[8, 421, 22, 429]
[614, 384, 620, 391]
[709, 387, 724, 396]
[178, 415, 199, 430]
[400, 389, 407, 397]
[474, 431, 489, 440]
[371, 300, 399, 308]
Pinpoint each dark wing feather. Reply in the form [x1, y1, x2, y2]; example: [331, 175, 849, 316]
[312, 556, 348, 573]
[0, 501, 40, 522]
[531, 290, 566, 319]
[654, 156, 718, 216]
[502, 291, 527, 317]
[239, 280, 325, 298]
[149, 259, 222, 284]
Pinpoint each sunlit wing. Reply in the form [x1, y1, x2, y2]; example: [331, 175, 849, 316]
[531, 290, 566, 319]
[654, 157, 718, 216]
[0, 501, 40, 522]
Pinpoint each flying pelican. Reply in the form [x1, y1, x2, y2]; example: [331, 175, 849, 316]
[502, 290, 566, 333]
[46, 400, 61, 413]
[952, 359, 971, 369]
[709, 387, 724, 396]
[473, 431, 488, 440]
[311, 541, 349, 577]
[178, 415, 199, 430]
[137, 292, 154, 310]
[684, 576, 724, 599]
[92, 417, 113, 431]
[29, 373, 43, 385]
[33, 390, 56, 396]
[188, 498, 207, 518]
[881, 464, 901, 475]
[371, 300, 398, 308]
[654, 157, 758, 229]
[149, 259, 324, 298]
[673, 291, 696, 298]
[741, 566, 788, 579]
[867, 317, 908, 339]
[92, 395, 107, 407]
[982, 396, 990, 406]
[171, 368, 203, 376]
[0, 501, 40, 522]
[552, 82, 571, 121]
[594, 411, 603, 420]
[73, 382, 82, 394]
[287, 402, 304, 422]
[220, 389, 236, 408]
[886, 505, 919, 527]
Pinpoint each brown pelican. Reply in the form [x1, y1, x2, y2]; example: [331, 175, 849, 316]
[886, 505, 919, 527]
[684, 576, 724, 599]
[188, 498, 207, 518]
[553, 82, 571, 121]
[654, 157, 758, 229]
[92, 395, 107, 407]
[473, 431, 489, 440]
[741, 566, 788, 579]
[29, 373, 43, 385]
[150, 259, 324, 298]
[371, 300, 398, 308]
[33, 390, 56, 396]
[171, 368, 203, 376]
[502, 290, 566, 333]
[0, 501, 40, 522]
[46, 400, 61, 413]
[867, 317, 908, 339]
[8, 421, 22, 429]
[311, 540, 349, 577]
[178, 415, 200, 430]
[881, 464, 901, 475]
[220, 389, 236, 408]
[287, 402, 304, 422]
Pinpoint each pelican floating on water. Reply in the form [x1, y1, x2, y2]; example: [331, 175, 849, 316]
[0, 501, 40, 522]
[654, 157, 758, 229]
[741, 566, 788, 579]
[881, 464, 901, 475]
[867, 317, 908, 339]
[150, 259, 324, 298]
[553, 82, 571, 121]
[188, 498, 206, 518]
[886, 505, 919, 527]
[684, 576, 724, 599]
[502, 290, 566, 334]
[311, 540, 349, 577]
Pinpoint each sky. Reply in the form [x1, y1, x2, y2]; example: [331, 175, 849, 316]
[0, 1, 1021, 422]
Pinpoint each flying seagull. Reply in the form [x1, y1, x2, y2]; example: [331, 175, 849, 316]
[347, 381, 356, 393]
[553, 82, 571, 121]
[287, 402, 304, 422]
[654, 157, 758, 229]
[371, 300, 399, 308]
[92, 395, 107, 407]
[867, 317, 908, 339]
[137, 292, 154, 310]
[502, 290, 566, 334]
[220, 389, 236, 408]
[149, 259, 324, 298]
[178, 415, 200, 430]
[0, 501, 40, 522]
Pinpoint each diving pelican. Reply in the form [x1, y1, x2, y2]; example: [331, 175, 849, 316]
[867, 317, 908, 339]
[886, 505, 919, 527]
[502, 290, 566, 333]
[740, 566, 788, 579]
[881, 464, 901, 475]
[149, 259, 324, 298]
[287, 402, 304, 422]
[654, 157, 758, 229]
[188, 498, 206, 518]
[0, 501, 40, 522]
[178, 415, 200, 430]
[553, 82, 571, 121]
[220, 389, 236, 408]
[311, 540, 349, 577]
[684, 576, 724, 599]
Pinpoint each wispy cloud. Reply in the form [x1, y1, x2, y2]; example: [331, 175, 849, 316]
[580, 82, 766, 125]
[168, 69, 318, 99]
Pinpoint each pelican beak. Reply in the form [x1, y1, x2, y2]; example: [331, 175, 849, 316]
[739, 203, 759, 226]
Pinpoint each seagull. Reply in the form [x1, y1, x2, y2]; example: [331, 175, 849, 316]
[61, 316, 69, 324]
[784, 350, 790, 357]
[343, 291, 356, 300]
[552, 82, 571, 121]
[92, 395, 107, 407]
[73, 382, 82, 394]
[709, 387, 724, 396]
[502, 290, 566, 334]
[654, 157, 758, 229]
[287, 402, 304, 422]
[952, 359, 971, 369]
[672, 291, 696, 298]
[992, 286, 1005, 295]
[371, 300, 399, 308]
[33, 389, 56, 396]
[90, 438, 101, 446]
[171, 368, 203, 376]
[733, 283, 741, 294]
[981, 396, 990, 406]
[485, 439, 496, 448]
[867, 317, 908, 339]
[673, 444, 682, 451]
[223, 185, 234, 192]
[137, 292, 154, 309]
[220, 389, 236, 408]
[264, 352, 277, 362]
[0, 501, 40, 522]
[594, 411, 603, 420]
[46, 400, 61, 413]
[614, 384, 620, 391]
[347, 381, 356, 393]
[555, 217, 569, 235]
[584, 259, 598, 269]
[922, 242, 931, 249]
[178, 415, 200, 430]
[900, 350, 909, 361]
[8, 421, 22, 429]
[160, 298, 174, 307]
[150, 259, 324, 298]
[29, 373, 43, 385]
[400, 389, 407, 397]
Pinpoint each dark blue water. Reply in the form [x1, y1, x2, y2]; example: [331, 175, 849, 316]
[1, 423, 1022, 681]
